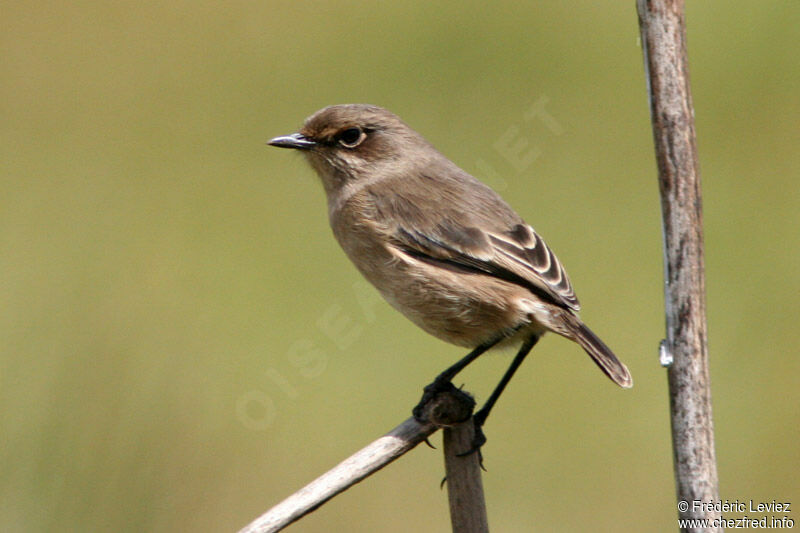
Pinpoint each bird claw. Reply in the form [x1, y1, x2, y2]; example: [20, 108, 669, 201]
[412, 378, 466, 423]
[453, 408, 489, 469]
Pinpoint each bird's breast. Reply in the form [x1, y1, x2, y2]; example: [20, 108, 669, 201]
[330, 205, 538, 347]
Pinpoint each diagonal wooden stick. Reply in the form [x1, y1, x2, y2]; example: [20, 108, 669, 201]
[238, 387, 483, 533]
[238, 417, 436, 533]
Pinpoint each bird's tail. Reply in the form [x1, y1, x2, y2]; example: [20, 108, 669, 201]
[571, 320, 633, 388]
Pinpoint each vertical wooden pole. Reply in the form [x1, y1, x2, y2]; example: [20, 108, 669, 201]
[636, 1, 722, 531]
[443, 420, 489, 533]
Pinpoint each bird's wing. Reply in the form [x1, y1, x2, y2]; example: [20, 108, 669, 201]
[388, 217, 581, 311]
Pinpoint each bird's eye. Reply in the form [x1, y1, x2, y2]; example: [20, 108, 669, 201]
[338, 127, 366, 148]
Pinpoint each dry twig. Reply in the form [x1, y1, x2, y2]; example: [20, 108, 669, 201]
[637, 1, 721, 530]
[239, 387, 484, 533]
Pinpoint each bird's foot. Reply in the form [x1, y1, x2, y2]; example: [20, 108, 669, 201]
[455, 408, 489, 468]
[412, 378, 475, 426]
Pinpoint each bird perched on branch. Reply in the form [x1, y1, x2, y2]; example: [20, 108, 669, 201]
[269, 104, 631, 450]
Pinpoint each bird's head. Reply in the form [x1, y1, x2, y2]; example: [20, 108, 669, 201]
[269, 104, 433, 196]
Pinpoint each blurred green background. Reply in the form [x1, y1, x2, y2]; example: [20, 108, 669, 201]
[2, 2, 798, 531]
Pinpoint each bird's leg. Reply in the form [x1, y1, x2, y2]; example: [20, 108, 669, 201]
[461, 334, 540, 456]
[412, 338, 501, 423]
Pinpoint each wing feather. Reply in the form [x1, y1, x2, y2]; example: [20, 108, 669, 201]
[367, 170, 581, 311]
[391, 221, 580, 311]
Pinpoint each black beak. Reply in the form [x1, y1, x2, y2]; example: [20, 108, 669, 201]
[267, 132, 316, 150]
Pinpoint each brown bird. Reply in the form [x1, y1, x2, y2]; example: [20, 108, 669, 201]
[269, 104, 631, 448]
